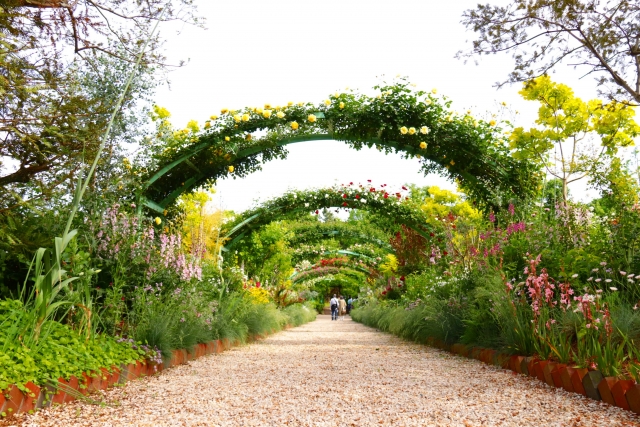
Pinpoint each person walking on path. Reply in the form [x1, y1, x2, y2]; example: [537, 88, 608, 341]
[338, 295, 347, 320]
[346, 296, 353, 314]
[330, 294, 339, 320]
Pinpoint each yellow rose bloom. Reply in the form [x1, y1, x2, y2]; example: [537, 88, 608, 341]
[297, 102, 304, 106]
[420, 141, 427, 149]
[287, 101, 294, 106]
[163, 209, 168, 216]
[308, 114, 317, 123]
[210, 115, 218, 120]
[420, 126, 429, 134]
[256, 107, 263, 114]
[228, 165, 234, 173]
[447, 116, 453, 122]
[263, 110, 272, 118]
[409, 127, 416, 135]
[431, 88, 437, 94]
[276, 111, 285, 118]
[204, 122, 211, 129]
[242, 113, 250, 122]
[339, 102, 345, 109]
[246, 134, 252, 141]
[154, 217, 162, 225]
[501, 101, 507, 106]
[291, 121, 299, 130]
[233, 114, 241, 122]
[450, 160, 455, 165]
[424, 99, 432, 106]
[473, 121, 479, 127]
[334, 92, 339, 98]
[225, 136, 230, 141]
[489, 120, 497, 126]
[400, 126, 408, 135]
[221, 108, 229, 114]
[324, 99, 331, 106]
[264, 103, 272, 109]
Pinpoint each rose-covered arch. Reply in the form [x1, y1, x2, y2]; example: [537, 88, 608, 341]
[221, 185, 430, 251]
[138, 80, 539, 214]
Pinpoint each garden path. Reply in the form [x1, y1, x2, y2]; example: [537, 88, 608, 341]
[11, 315, 640, 427]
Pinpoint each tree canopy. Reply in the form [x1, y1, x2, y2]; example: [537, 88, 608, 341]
[459, 0, 640, 104]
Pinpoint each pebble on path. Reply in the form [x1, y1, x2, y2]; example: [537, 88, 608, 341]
[5, 315, 640, 427]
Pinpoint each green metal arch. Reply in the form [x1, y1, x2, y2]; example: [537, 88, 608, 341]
[138, 82, 540, 214]
[220, 186, 432, 251]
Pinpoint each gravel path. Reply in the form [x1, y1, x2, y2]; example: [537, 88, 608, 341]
[7, 315, 640, 427]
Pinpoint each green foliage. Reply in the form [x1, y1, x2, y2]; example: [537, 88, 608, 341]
[510, 76, 639, 202]
[0, 300, 141, 391]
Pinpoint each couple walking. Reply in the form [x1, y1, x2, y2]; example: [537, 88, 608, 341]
[330, 294, 346, 320]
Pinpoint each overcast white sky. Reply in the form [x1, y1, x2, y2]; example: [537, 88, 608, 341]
[153, 0, 625, 213]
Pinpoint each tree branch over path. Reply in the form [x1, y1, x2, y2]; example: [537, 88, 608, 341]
[458, 0, 640, 104]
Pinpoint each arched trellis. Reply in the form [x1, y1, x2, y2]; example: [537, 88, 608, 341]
[285, 221, 393, 251]
[138, 80, 540, 214]
[221, 185, 431, 251]
[290, 265, 369, 284]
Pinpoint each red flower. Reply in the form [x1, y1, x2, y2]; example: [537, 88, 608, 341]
[256, 282, 261, 288]
[429, 232, 434, 237]
[443, 251, 448, 256]
[384, 193, 389, 199]
[349, 182, 353, 185]
[397, 283, 403, 287]
[342, 202, 348, 207]
[402, 186, 408, 190]
[342, 194, 347, 198]
[382, 290, 387, 295]
[396, 193, 401, 198]
[367, 179, 371, 182]
[355, 194, 360, 199]
[315, 210, 319, 214]
[370, 187, 375, 192]
[400, 276, 405, 281]
[121, 297, 125, 300]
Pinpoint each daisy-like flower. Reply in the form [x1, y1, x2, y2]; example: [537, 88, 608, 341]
[571, 274, 579, 278]
[408, 127, 416, 135]
[420, 126, 430, 134]
[400, 126, 408, 135]
[610, 287, 618, 291]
